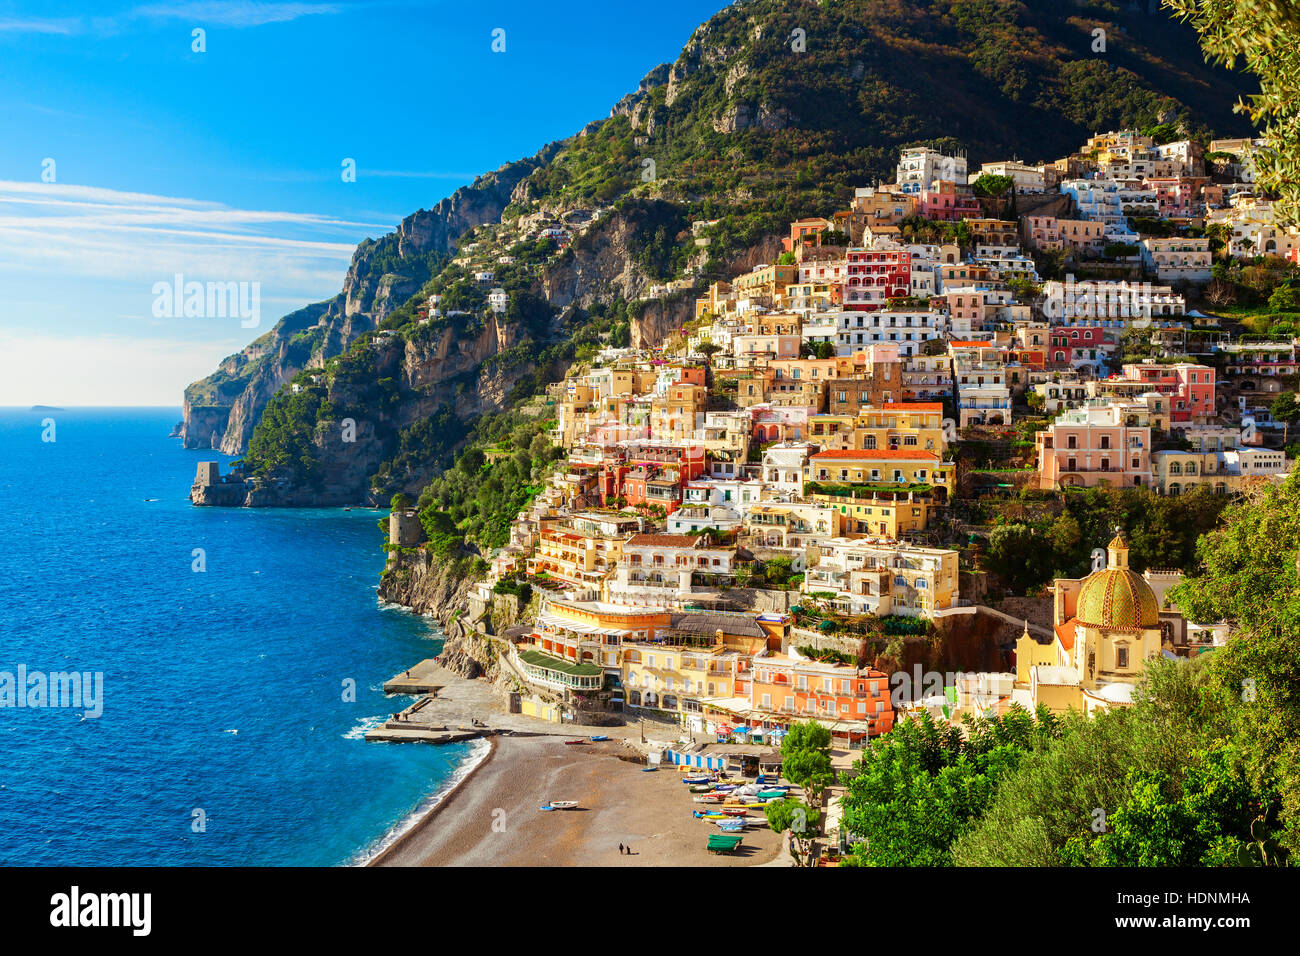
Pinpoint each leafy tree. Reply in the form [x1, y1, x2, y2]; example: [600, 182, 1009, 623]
[1268, 282, 1300, 312]
[1166, 0, 1300, 224]
[764, 798, 821, 866]
[841, 708, 1057, 866]
[781, 721, 835, 806]
[971, 173, 1014, 197]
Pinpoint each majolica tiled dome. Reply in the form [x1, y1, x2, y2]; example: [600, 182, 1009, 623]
[1075, 533, 1159, 631]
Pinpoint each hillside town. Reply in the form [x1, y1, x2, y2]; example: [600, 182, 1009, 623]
[387, 127, 1295, 767]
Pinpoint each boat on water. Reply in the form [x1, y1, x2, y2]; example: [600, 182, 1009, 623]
[549, 801, 580, 810]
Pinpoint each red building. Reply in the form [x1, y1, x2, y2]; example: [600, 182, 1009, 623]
[843, 248, 912, 312]
[598, 442, 707, 514]
[1049, 326, 1111, 373]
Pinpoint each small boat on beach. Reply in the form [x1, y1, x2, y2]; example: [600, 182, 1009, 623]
[721, 807, 749, 817]
[641, 766, 658, 772]
[693, 795, 724, 803]
[681, 774, 712, 785]
[548, 801, 580, 810]
[564, 739, 586, 745]
[590, 735, 610, 741]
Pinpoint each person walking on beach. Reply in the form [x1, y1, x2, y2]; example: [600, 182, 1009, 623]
[618, 843, 624, 855]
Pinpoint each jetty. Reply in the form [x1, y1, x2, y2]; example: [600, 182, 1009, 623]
[366, 659, 635, 747]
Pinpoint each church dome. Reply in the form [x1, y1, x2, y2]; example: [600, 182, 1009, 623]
[1075, 532, 1159, 631]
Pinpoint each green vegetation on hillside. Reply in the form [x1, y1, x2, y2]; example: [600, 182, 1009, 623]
[979, 485, 1229, 594]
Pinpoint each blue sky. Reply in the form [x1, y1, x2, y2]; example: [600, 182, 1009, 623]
[0, 0, 729, 405]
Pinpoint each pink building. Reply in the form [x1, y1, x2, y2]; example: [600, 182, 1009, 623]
[919, 181, 980, 222]
[1144, 177, 1206, 219]
[1035, 403, 1152, 490]
[1118, 362, 1215, 422]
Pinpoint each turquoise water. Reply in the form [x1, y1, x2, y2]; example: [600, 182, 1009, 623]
[0, 407, 469, 866]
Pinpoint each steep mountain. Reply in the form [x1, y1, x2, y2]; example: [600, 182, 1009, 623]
[179, 151, 554, 453]
[187, 0, 1258, 504]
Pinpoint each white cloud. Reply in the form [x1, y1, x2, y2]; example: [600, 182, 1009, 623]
[0, 178, 382, 289]
[0, 179, 390, 404]
[0, 17, 78, 34]
[130, 2, 346, 27]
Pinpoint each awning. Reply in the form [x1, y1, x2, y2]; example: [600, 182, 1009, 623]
[538, 612, 629, 636]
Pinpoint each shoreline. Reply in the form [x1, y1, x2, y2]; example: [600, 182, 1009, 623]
[360, 735, 497, 867]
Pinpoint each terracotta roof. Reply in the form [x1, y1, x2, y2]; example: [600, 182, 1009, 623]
[880, 402, 943, 412]
[1055, 619, 1077, 652]
[626, 534, 701, 548]
[809, 449, 940, 461]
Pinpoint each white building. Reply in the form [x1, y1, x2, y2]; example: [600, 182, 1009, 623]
[897, 146, 968, 195]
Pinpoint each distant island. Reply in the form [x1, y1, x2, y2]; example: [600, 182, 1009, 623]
[30, 405, 64, 412]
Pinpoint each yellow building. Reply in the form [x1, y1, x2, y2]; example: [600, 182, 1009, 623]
[732, 262, 799, 301]
[804, 449, 954, 501]
[806, 491, 932, 538]
[852, 402, 948, 456]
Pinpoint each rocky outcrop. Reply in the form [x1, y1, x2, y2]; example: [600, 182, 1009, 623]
[378, 550, 493, 679]
[179, 154, 550, 454]
[630, 295, 694, 350]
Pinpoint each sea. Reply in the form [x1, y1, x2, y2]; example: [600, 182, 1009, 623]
[0, 407, 477, 866]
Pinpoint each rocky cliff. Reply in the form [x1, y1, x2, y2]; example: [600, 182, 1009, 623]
[180, 154, 551, 454]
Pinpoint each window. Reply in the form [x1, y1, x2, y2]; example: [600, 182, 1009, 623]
[1116, 646, 1129, 668]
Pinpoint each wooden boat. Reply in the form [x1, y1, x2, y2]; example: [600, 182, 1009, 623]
[641, 766, 658, 772]
[681, 774, 712, 784]
[564, 739, 585, 745]
[757, 790, 788, 800]
[721, 807, 749, 817]
[688, 785, 714, 793]
[549, 801, 580, 810]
